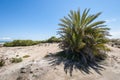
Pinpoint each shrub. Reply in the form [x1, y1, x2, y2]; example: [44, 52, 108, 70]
[33, 41, 41, 45]
[0, 59, 5, 67]
[11, 57, 23, 63]
[109, 39, 120, 48]
[23, 55, 30, 58]
[58, 9, 110, 64]
[41, 36, 61, 43]
[4, 40, 41, 47]
[47, 36, 61, 43]
[0, 55, 6, 67]
[3, 42, 13, 47]
[40, 40, 47, 43]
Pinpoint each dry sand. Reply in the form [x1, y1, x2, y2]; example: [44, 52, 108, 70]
[0, 43, 120, 80]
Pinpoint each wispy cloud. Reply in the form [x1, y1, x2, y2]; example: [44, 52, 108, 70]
[0, 37, 12, 40]
[105, 18, 117, 23]
[110, 31, 120, 38]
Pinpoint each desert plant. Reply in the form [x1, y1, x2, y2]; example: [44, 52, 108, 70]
[23, 55, 30, 58]
[4, 40, 41, 47]
[3, 42, 13, 47]
[46, 36, 61, 43]
[0, 59, 5, 67]
[58, 9, 110, 64]
[0, 55, 6, 67]
[11, 57, 23, 63]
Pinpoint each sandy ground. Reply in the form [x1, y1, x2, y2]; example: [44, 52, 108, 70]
[0, 43, 120, 80]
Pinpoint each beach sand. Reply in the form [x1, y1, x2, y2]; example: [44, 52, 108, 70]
[0, 43, 120, 80]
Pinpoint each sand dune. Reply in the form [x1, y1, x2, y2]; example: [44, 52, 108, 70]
[0, 43, 120, 80]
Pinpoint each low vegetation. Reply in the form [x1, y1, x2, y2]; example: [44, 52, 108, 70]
[23, 55, 30, 58]
[46, 36, 61, 43]
[11, 57, 23, 63]
[41, 36, 61, 43]
[3, 36, 61, 47]
[109, 39, 120, 48]
[4, 40, 40, 47]
[0, 58, 5, 67]
[0, 55, 6, 67]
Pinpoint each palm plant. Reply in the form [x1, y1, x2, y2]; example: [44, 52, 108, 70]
[58, 9, 110, 64]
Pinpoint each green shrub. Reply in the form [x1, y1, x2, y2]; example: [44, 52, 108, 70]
[23, 55, 30, 58]
[41, 36, 61, 43]
[12, 40, 33, 46]
[47, 36, 61, 43]
[40, 40, 47, 43]
[33, 41, 41, 45]
[11, 57, 23, 63]
[4, 40, 41, 47]
[3, 42, 13, 47]
[0, 59, 5, 67]
[110, 39, 120, 45]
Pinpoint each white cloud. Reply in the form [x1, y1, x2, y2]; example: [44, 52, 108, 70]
[0, 37, 12, 40]
[109, 31, 120, 38]
[105, 18, 117, 23]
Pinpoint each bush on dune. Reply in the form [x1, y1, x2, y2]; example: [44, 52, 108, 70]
[3, 40, 40, 47]
[110, 39, 120, 48]
[40, 36, 61, 43]
[3, 42, 13, 47]
[0, 58, 5, 67]
[46, 36, 61, 43]
[3, 37, 61, 47]
[23, 55, 30, 58]
[0, 55, 6, 67]
[11, 57, 23, 63]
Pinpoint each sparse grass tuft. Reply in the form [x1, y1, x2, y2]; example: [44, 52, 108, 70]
[11, 57, 23, 63]
[0, 55, 6, 67]
[23, 55, 30, 58]
[0, 59, 5, 67]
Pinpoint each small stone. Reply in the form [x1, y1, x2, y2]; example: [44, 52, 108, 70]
[117, 61, 120, 64]
[16, 76, 23, 80]
[16, 55, 19, 57]
[36, 68, 38, 70]
[20, 67, 27, 73]
[30, 71, 33, 73]
[54, 67, 56, 70]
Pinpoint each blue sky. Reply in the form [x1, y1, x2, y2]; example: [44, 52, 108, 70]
[0, 0, 120, 40]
